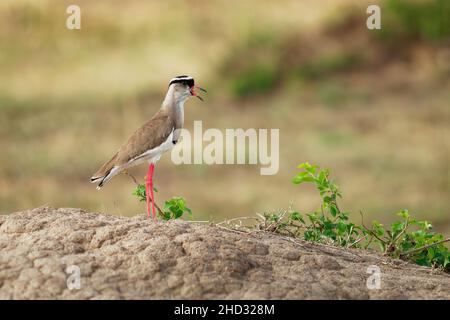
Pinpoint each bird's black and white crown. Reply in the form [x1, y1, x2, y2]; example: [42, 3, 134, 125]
[169, 75, 194, 87]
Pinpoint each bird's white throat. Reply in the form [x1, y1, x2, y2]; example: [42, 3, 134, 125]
[162, 85, 190, 107]
[162, 86, 186, 125]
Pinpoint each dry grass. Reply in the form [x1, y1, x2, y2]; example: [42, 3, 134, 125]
[0, 0, 449, 234]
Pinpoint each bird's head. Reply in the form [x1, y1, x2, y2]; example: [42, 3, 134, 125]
[168, 75, 206, 103]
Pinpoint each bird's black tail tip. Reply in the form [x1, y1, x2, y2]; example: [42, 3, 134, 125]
[90, 176, 105, 190]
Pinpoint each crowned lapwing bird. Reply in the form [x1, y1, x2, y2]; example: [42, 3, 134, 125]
[90, 75, 206, 220]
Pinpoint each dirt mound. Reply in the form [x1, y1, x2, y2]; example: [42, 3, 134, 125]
[0, 207, 449, 299]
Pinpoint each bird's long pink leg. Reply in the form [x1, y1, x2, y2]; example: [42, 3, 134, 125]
[145, 167, 151, 218]
[148, 163, 156, 220]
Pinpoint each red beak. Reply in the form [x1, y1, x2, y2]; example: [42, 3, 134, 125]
[190, 86, 207, 101]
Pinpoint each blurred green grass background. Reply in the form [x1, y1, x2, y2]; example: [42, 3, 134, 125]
[0, 0, 449, 233]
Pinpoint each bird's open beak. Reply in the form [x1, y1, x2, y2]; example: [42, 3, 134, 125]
[190, 86, 207, 101]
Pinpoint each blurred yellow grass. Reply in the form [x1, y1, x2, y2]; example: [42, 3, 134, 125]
[0, 0, 448, 235]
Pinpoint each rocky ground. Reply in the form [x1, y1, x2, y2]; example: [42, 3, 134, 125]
[0, 207, 449, 299]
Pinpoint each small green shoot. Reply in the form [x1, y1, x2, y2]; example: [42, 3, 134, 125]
[162, 197, 192, 221]
[132, 184, 192, 221]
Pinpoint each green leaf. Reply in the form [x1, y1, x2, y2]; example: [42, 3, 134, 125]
[397, 209, 410, 220]
[292, 172, 315, 184]
[297, 162, 318, 174]
[159, 196, 193, 220]
[132, 184, 147, 202]
[417, 220, 432, 230]
[307, 213, 318, 223]
[444, 254, 450, 268]
[290, 211, 304, 223]
[427, 248, 435, 260]
[391, 221, 405, 233]
[336, 221, 347, 233]
[318, 169, 329, 184]
[372, 221, 385, 237]
[330, 204, 338, 217]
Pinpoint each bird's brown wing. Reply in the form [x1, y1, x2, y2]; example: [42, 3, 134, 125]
[91, 109, 174, 179]
[115, 109, 174, 165]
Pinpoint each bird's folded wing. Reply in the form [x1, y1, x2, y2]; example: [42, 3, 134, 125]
[115, 111, 174, 166]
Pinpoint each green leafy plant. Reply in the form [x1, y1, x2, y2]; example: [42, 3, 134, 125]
[259, 162, 449, 271]
[161, 197, 192, 221]
[132, 184, 151, 202]
[271, 162, 365, 247]
[364, 210, 450, 269]
[132, 184, 192, 221]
